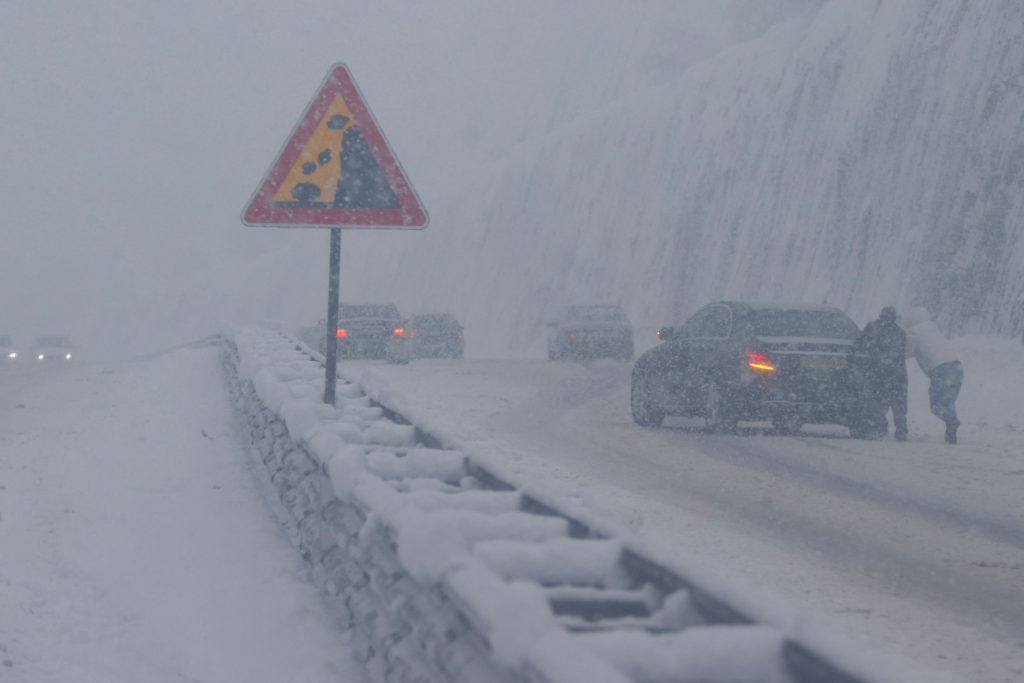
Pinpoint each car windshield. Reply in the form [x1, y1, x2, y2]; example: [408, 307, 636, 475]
[339, 305, 399, 319]
[567, 306, 625, 321]
[747, 309, 860, 340]
[34, 336, 72, 347]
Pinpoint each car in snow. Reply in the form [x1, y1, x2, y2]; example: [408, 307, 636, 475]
[547, 305, 634, 361]
[333, 303, 403, 360]
[394, 313, 465, 360]
[0, 335, 18, 362]
[630, 302, 867, 435]
[31, 335, 75, 362]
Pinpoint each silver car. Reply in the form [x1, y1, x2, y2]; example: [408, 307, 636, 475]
[547, 305, 634, 361]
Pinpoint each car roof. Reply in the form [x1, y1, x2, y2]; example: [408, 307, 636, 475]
[412, 312, 456, 319]
[719, 301, 848, 315]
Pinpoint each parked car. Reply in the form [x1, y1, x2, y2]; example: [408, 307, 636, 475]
[397, 313, 465, 360]
[31, 335, 74, 362]
[1, 335, 18, 361]
[630, 302, 866, 435]
[547, 305, 634, 361]
[332, 303, 403, 360]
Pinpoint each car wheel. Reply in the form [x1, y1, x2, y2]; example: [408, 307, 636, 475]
[773, 414, 802, 435]
[703, 381, 738, 433]
[631, 370, 665, 427]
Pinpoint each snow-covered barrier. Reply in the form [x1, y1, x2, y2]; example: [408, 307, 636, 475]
[224, 326, 898, 683]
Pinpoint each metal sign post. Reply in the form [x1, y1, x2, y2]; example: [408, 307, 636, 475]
[241, 64, 427, 406]
[323, 228, 341, 405]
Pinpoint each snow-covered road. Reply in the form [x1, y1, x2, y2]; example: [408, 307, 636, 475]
[0, 344, 365, 683]
[341, 335, 1024, 683]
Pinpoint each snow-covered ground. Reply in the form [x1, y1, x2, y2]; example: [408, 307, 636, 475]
[2, 329, 1021, 682]
[0, 343, 366, 683]
[338, 333, 1024, 683]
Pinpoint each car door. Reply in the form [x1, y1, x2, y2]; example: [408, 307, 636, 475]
[647, 306, 714, 413]
[688, 304, 734, 388]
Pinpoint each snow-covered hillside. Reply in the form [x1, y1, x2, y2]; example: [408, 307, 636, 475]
[337, 0, 1024, 357]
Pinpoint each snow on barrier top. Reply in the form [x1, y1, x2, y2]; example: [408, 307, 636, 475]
[231, 325, 916, 683]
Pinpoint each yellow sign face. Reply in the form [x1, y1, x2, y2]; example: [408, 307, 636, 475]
[272, 95, 356, 205]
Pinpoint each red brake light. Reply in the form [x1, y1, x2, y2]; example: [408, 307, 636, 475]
[393, 327, 405, 338]
[746, 352, 776, 373]
[409, 328, 417, 338]
[566, 331, 577, 341]
[336, 328, 348, 338]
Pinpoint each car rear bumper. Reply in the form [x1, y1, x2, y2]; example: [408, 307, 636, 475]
[337, 337, 391, 359]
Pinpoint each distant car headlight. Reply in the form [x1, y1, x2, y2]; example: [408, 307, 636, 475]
[65, 353, 72, 360]
[37, 354, 45, 360]
[7, 352, 15, 359]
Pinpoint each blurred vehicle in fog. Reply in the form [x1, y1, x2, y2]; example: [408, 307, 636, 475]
[334, 303, 403, 360]
[547, 305, 634, 361]
[1, 335, 18, 362]
[396, 313, 465, 360]
[630, 302, 866, 434]
[31, 335, 74, 362]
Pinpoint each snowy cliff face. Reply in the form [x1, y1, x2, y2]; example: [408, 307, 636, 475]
[338, 0, 1024, 357]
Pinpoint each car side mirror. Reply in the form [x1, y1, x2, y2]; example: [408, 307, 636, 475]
[657, 327, 674, 341]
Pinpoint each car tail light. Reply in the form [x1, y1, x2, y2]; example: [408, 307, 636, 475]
[746, 352, 776, 373]
[566, 331, 577, 341]
[393, 327, 406, 337]
[409, 328, 417, 338]
[336, 328, 348, 338]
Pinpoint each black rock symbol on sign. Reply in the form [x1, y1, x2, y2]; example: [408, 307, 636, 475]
[289, 113, 399, 209]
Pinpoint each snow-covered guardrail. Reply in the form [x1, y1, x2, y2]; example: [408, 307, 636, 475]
[224, 325, 902, 683]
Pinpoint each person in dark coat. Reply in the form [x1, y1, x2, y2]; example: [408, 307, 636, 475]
[855, 306, 908, 441]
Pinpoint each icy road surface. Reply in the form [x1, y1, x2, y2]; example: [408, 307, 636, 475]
[0, 344, 365, 683]
[341, 336, 1024, 683]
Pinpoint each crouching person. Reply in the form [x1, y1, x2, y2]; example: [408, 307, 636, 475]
[903, 307, 963, 444]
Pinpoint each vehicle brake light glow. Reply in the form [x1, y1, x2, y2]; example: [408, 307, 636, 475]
[336, 328, 348, 338]
[393, 327, 406, 337]
[566, 331, 577, 341]
[746, 353, 776, 373]
[408, 329, 417, 338]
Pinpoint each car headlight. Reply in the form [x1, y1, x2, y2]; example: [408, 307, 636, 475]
[7, 352, 15, 359]
[37, 354, 44, 360]
[65, 353, 72, 360]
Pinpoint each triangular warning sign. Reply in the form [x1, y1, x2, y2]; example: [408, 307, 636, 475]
[242, 64, 427, 229]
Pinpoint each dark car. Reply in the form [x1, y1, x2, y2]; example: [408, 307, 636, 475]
[547, 305, 634, 361]
[398, 313, 464, 360]
[630, 302, 866, 434]
[331, 303, 403, 360]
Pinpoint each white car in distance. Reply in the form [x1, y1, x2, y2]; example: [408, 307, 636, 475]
[31, 335, 74, 362]
[0, 335, 18, 362]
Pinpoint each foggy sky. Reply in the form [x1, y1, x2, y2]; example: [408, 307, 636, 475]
[0, 1, 748, 355]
